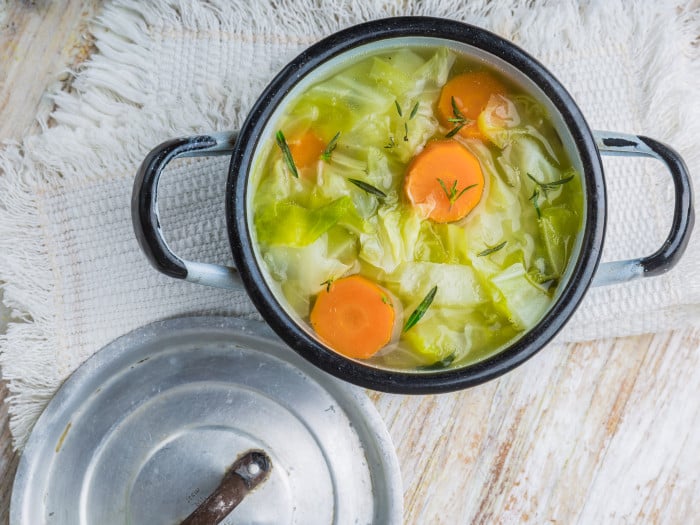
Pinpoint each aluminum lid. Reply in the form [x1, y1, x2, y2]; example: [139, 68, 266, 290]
[11, 317, 402, 524]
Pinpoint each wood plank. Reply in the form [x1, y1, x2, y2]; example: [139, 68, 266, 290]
[0, 2, 103, 523]
[0, 0, 101, 142]
[370, 330, 700, 524]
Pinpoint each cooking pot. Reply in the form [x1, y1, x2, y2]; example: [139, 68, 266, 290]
[132, 17, 693, 394]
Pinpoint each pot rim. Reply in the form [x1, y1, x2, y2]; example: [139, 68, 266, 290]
[226, 16, 606, 394]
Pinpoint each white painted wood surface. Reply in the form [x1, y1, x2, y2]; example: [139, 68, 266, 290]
[1, 3, 698, 524]
[371, 330, 700, 523]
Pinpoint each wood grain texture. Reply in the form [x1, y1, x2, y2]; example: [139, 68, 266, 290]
[0, 0, 100, 142]
[0, 1, 103, 523]
[0, 2, 698, 525]
[370, 329, 700, 524]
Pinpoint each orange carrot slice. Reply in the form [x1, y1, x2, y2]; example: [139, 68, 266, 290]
[404, 140, 485, 223]
[437, 71, 507, 139]
[288, 130, 326, 169]
[310, 275, 395, 359]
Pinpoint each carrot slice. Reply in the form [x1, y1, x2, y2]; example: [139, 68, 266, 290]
[288, 130, 326, 169]
[437, 71, 507, 139]
[404, 140, 485, 223]
[310, 275, 395, 359]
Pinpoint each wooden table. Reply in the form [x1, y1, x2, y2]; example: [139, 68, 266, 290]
[1, 3, 698, 524]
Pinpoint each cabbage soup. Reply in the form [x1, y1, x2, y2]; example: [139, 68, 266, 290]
[250, 45, 584, 370]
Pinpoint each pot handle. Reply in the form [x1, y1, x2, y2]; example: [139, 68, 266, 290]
[591, 131, 694, 287]
[132, 132, 241, 289]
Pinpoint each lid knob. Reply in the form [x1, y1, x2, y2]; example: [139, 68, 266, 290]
[180, 449, 272, 525]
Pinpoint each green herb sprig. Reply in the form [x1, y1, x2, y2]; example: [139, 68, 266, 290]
[403, 286, 438, 333]
[348, 178, 387, 199]
[451, 96, 465, 121]
[445, 96, 472, 138]
[321, 132, 340, 162]
[477, 241, 507, 257]
[417, 353, 456, 371]
[320, 278, 334, 292]
[529, 188, 542, 218]
[275, 130, 298, 178]
[445, 124, 465, 139]
[527, 172, 575, 197]
[393, 100, 420, 144]
[437, 178, 477, 210]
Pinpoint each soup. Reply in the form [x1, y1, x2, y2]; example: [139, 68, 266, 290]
[250, 46, 584, 370]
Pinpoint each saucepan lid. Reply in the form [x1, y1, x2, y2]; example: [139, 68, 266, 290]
[10, 316, 402, 524]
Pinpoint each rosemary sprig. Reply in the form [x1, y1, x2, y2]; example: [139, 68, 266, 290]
[527, 172, 575, 197]
[477, 241, 508, 257]
[437, 178, 477, 209]
[417, 353, 456, 371]
[529, 188, 542, 218]
[320, 278, 334, 292]
[451, 96, 466, 121]
[445, 96, 472, 138]
[348, 178, 387, 199]
[445, 123, 466, 138]
[393, 100, 418, 143]
[275, 130, 298, 178]
[403, 285, 438, 333]
[320, 131, 340, 162]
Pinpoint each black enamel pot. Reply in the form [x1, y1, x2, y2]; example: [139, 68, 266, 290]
[132, 17, 694, 394]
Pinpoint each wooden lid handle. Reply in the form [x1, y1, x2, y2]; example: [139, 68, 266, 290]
[180, 450, 272, 525]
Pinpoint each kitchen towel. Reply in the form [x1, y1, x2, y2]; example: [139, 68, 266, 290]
[0, 0, 698, 448]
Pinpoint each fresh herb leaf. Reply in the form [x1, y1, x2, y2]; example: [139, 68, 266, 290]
[320, 278, 334, 292]
[477, 241, 508, 257]
[320, 131, 340, 162]
[445, 122, 466, 138]
[348, 178, 387, 199]
[437, 177, 451, 196]
[529, 188, 542, 218]
[417, 353, 456, 371]
[384, 136, 395, 149]
[542, 174, 575, 190]
[456, 184, 477, 200]
[403, 285, 438, 333]
[403, 122, 409, 142]
[437, 178, 477, 209]
[275, 130, 298, 178]
[527, 172, 575, 197]
[409, 101, 420, 120]
[395, 100, 403, 117]
[445, 96, 472, 137]
[451, 96, 466, 121]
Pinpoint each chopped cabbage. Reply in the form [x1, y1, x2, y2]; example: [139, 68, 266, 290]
[251, 45, 584, 370]
[262, 231, 357, 315]
[255, 196, 366, 247]
[490, 262, 551, 329]
[539, 206, 578, 277]
[359, 206, 422, 273]
[386, 261, 487, 308]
